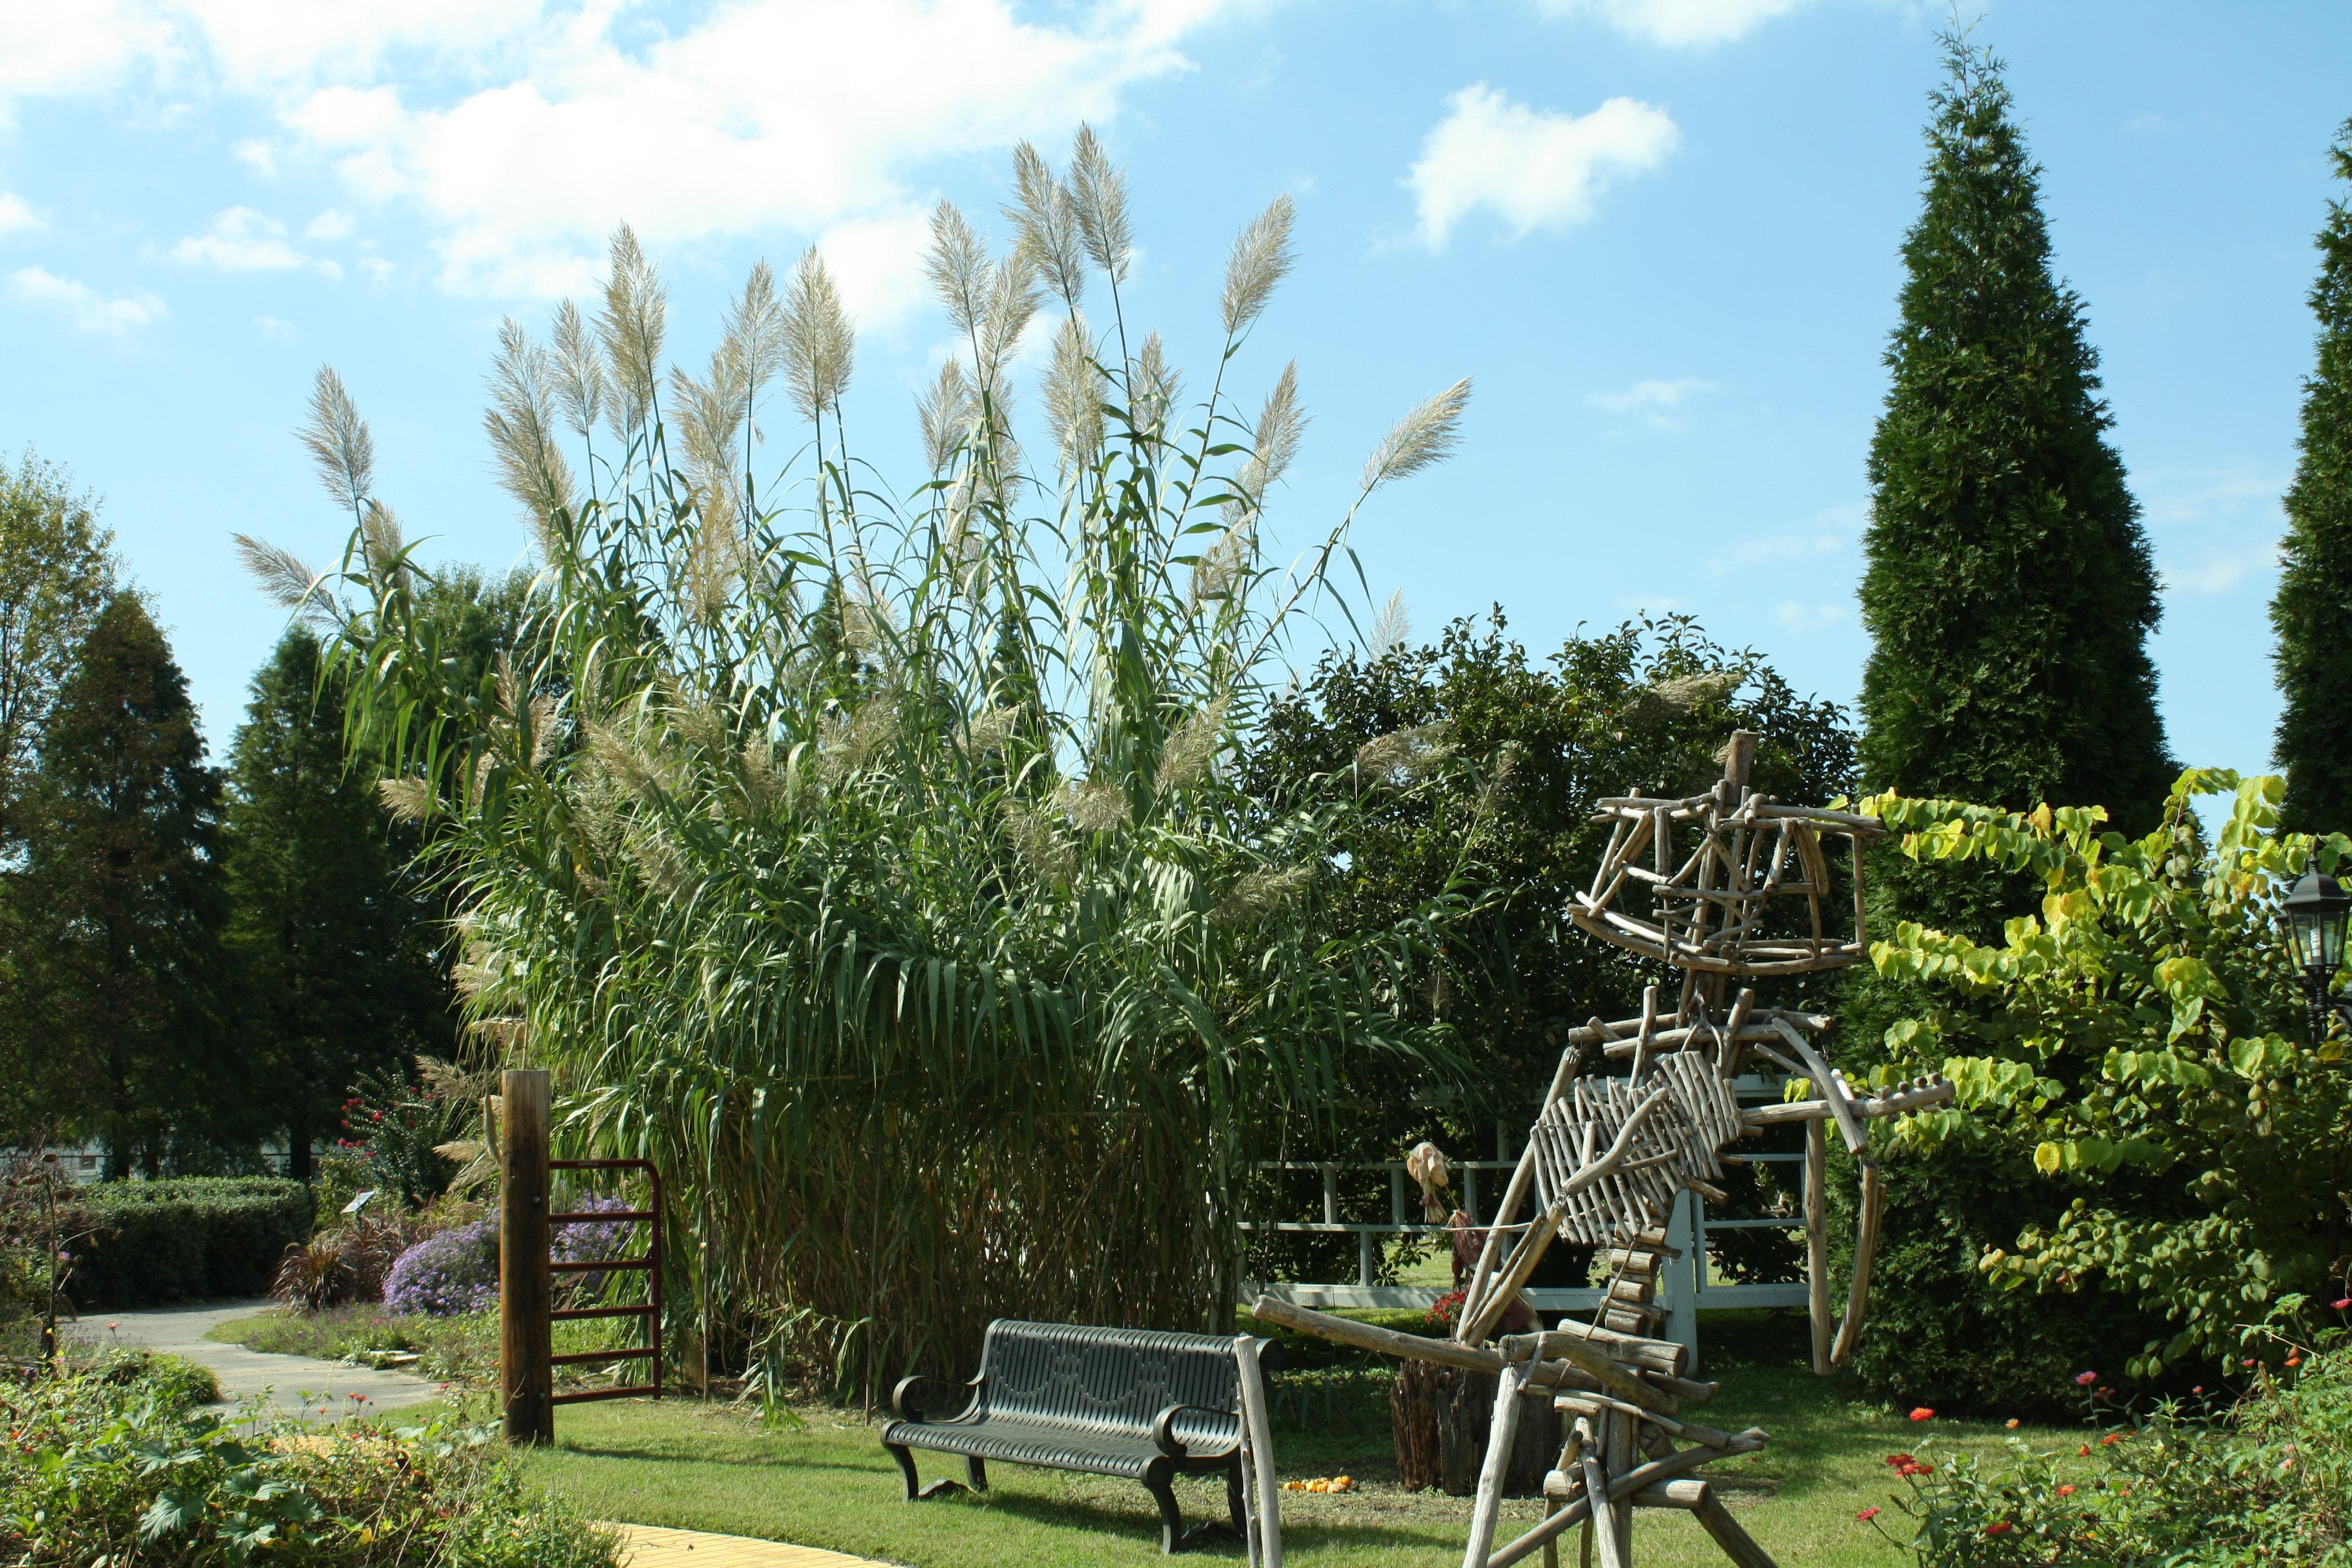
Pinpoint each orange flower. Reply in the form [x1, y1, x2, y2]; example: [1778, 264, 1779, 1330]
[2057, 1485, 2077, 1497]
[2005, 1418, 2020, 1429]
[1909, 1407, 1935, 1422]
[2100, 1432, 2121, 1446]
[1857, 1508, 1881, 1523]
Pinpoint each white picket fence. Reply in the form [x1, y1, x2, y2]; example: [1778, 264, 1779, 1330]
[1241, 1074, 1809, 1361]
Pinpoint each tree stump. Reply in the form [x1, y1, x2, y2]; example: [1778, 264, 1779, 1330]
[1391, 1359, 1560, 1496]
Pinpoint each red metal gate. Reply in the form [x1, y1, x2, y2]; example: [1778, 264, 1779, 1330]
[547, 1156, 662, 1406]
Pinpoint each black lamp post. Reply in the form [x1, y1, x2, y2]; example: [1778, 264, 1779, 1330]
[2281, 867, 2352, 1044]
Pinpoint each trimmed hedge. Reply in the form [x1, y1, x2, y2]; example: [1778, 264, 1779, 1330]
[70, 1177, 313, 1309]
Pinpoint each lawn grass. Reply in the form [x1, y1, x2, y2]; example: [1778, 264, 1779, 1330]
[211, 1305, 648, 1390]
[436, 1311, 2081, 1566]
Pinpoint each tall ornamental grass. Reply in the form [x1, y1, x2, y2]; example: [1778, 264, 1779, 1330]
[241, 130, 1477, 1396]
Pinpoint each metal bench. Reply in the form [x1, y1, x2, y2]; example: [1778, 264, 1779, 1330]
[882, 1319, 1273, 1554]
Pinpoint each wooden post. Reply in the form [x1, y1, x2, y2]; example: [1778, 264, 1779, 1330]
[500, 1068, 554, 1446]
[1803, 1120, 1832, 1375]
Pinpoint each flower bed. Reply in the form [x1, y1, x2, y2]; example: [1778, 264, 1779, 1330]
[0, 1359, 616, 1566]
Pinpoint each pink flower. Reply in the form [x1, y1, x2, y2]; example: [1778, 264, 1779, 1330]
[2334, 1298, 2351, 1311]
[2075, 1371, 2098, 1386]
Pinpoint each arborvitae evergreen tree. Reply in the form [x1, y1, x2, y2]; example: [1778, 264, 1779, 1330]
[223, 627, 449, 1181]
[1843, 36, 2177, 1417]
[2272, 121, 2352, 835]
[1858, 38, 2174, 875]
[8, 593, 235, 1172]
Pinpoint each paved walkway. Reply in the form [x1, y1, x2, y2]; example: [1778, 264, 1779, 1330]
[63, 1299, 443, 1423]
[609, 1523, 891, 1567]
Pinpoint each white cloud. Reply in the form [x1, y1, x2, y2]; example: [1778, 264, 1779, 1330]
[1587, 376, 1716, 414]
[0, 4, 179, 124]
[1532, 0, 1815, 47]
[168, 205, 341, 276]
[0, 192, 44, 238]
[0, 2, 1250, 316]
[1708, 500, 1861, 573]
[304, 207, 353, 240]
[255, 313, 294, 338]
[1409, 84, 1677, 249]
[1774, 600, 1847, 633]
[6, 265, 166, 336]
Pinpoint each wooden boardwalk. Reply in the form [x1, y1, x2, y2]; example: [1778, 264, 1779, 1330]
[609, 1521, 892, 1567]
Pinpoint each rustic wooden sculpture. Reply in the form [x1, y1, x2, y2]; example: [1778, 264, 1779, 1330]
[1256, 731, 1956, 1568]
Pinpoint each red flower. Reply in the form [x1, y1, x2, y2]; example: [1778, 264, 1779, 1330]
[1987, 1521, 2014, 1535]
[2100, 1432, 2120, 1446]
[2334, 1298, 2351, 1311]
[2074, 1370, 2098, 1386]
[2057, 1485, 2077, 1497]
[1856, 1508, 1881, 1523]
[1885, 1454, 1916, 1469]
[1909, 1407, 1935, 1422]
[2080, 1445, 2092, 1457]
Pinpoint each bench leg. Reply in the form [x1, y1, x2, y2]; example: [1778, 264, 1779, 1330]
[967, 1455, 988, 1492]
[885, 1442, 969, 1501]
[886, 1442, 922, 1501]
[1144, 1458, 1186, 1555]
[1226, 1457, 1246, 1538]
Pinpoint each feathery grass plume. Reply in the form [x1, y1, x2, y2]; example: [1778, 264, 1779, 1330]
[964, 705, 1021, 756]
[1657, 671, 1740, 713]
[783, 246, 855, 422]
[1361, 376, 1471, 492]
[926, 200, 990, 339]
[1354, 720, 1455, 786]
[360, 500, 412, 588]
[1189, 521, 1250, 611]
[232, 532, 333, 621]
[1007, 140, 1088, 312]
[817, 694, 900, 785]
[596, 223, 667, 442]
[1369, 590, 1411, 656]
[299, 365, 374, 515]
[1002, 795, 1076, 881]
[683, 519, 738, 623]
[1469, 738, 1521, 825]
[978, 249, 1042, 391]
[1043, 313, 1106, 471]
[670, 348, 750, 501]
[528, 693, 563, 767]
[725, 260, 789, 411]
[1059, 776, 1130, 832]
[622, 817, 694, 900]
[1156, 693, 1231, 792]
[1220, 194, 1295, 338]
[550, 299, 607, 439]
[1226, 360, 1305, 521]
[376, 774, 434, 824]
[920, 358, 976, 473]
[1212, 863, 1313, 924]
[485, 318, 577, 538]
[1131, 332, 1178, 436]
[1068, 123, 1132, 285]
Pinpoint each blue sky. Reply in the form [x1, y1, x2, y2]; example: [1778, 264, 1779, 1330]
[2, 0, 2347, 786]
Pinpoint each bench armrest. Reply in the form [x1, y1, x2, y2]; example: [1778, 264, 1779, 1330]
[1151, 1402, 1236, 1458]
[892, 1373, 979, 1424]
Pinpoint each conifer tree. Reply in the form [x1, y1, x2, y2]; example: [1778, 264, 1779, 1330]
[1858, 36, 2173, 881]
[223, 626, 449, 1181]
[2272, 120, 2352, 835]
[1843, 34, 2177, 1416]
[7, 594, 235, 1171]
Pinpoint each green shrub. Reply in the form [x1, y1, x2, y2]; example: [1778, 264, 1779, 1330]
[70, 1345, 221, 1412]
[71, 1177, 315, 1308]
[0, 1366, 617, 1567]
[1876, 1339, 2352, 1565]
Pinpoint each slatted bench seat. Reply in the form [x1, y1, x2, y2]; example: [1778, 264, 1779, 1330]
[881, 1319, 1273, 1554]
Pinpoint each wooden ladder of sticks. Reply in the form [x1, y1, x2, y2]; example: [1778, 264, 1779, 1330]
[1253, 730, 1957, 1568]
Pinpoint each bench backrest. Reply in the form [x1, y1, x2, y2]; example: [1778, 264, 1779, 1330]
[977, 1321, 1242, 1452]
